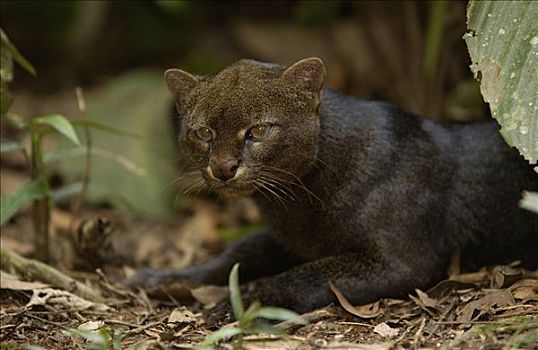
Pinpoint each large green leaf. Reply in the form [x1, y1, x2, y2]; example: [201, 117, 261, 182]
[0, 181, 48, 226]
[44, 147, 145, 176]
[70, 118, 141, 139]
[464, 1, 538, 163]
[56, 70, 176, 217]
[33, 114, 80, 145]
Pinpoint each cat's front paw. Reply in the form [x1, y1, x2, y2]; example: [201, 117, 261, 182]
[126, 267, 181, 289]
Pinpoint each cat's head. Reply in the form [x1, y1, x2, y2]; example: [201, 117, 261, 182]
[165, 57, 325, 196]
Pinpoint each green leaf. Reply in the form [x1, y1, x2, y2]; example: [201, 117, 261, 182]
[241, 301, 261, 326]
[520, 191, 538, 213]
[33, 114, 80, 145]
[70, 118, 142, 139]
[1, 181, 48, 226]
[245, 323, 286, 336]
[51, 182, 84, 201]
[55, 70, 176, 217]
[44, 147, 146, 177]
[200, 327, 242, 347]
[229, 263, 244, 320]
[255, 307, 308, 325]
[0, 29, 36, 76]
[112, 328, 123, 350]
[68, 328, 108, 347]
[0, 141, 24, 153]
[464, 1, 538, 163]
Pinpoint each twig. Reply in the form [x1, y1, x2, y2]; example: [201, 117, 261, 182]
[124, 318, 166, 335]
[413, 316, 427, 349]
[25, 313, 70, 331]
[337, 321, 374, 328]
[435, 320, 524, 325]
[0, 246, 103, 302]
[70, 87, 91, 233]
[104, 319, 141, 328]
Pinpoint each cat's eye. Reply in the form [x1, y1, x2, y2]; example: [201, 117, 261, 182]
[194, 127, 213, 142]
[247, 124, 272, 141]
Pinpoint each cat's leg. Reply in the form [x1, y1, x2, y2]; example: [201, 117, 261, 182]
[127, 231, 301, 289]
[207, 253, 445, 326]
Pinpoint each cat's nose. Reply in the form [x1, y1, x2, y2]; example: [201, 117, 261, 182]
[211, 159, 240, 181]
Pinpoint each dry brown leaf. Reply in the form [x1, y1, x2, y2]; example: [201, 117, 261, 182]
[0, 271, 49, 290]
[451, 270, 489, 284]
[78, 320, 105, 331]
[168, 307, 199, 324]
[191, 285, 228, 308]
[489, 265, 523, 289]
[329, 280, 383, 319]
[508, 279, 538, 301]
[457, 289, 515, 322]
[373, 322, 399, 338]
[409, 289, 440, 315]
[26, 288, 110, 312]
[352, 301, 383, 319]
[427, 279, 477, 299]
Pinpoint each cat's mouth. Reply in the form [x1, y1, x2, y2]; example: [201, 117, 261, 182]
[202, 166, 258, 196]
[209, 181, 257, 196]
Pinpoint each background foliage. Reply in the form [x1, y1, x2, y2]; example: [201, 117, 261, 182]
[0, 0, 510, 219]
[465, 0, 538, 164]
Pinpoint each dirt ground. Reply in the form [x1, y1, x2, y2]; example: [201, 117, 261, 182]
[1, 194, 537, 350]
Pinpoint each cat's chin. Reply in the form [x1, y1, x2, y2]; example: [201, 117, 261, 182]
[209, 183, 256, 197]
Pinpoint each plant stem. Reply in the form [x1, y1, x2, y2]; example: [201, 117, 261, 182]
[30, 123, 50, 262]
[71, 87, 91, 232]
[233, 333, 244, 350]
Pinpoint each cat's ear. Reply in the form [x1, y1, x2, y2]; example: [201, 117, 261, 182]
[282, 57, 325, 94]
[164, 68, 198, 101]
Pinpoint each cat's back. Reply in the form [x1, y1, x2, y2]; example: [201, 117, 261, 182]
[316, 89, 537, 264]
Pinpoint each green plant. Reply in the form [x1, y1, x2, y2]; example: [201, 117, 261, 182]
[464, 0, 538, 213]
[68, 327, 125, 350]
[0, 29, 141, 261]
[200, 263, 308, 350]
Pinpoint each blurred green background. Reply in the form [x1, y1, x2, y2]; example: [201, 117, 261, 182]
[1, 0, 487, 218]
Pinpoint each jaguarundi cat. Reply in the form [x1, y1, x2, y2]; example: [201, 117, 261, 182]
[128, 57, 538, 325]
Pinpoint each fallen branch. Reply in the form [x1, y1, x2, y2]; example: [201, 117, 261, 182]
[0, 246, 103, 302]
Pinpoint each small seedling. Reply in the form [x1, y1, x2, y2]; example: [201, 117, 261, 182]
[68, 326, 124, 350]
[200, 263, 308, 349]
[0, 29, 141, 261]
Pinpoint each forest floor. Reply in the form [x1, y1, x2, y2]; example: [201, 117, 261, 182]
[1, 90, 537, 350]
[0, 195, 537, 350]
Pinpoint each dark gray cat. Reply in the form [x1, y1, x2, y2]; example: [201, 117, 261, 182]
[128, 57, 538, 325]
